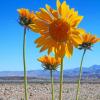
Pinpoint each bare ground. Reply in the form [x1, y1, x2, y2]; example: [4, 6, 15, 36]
[0, 83, 100, 100]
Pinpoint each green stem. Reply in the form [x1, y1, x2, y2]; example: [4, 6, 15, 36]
[59, 57, 64, 100]
[23, 27, 28, 100]
[50, 70, 55, 100]
[76, 49, 86, 100]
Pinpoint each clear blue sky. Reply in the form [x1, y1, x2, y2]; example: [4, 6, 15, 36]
[0, 0, 100, 71]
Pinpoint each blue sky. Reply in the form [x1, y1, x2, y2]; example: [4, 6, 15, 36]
[0, 0, 100, 71]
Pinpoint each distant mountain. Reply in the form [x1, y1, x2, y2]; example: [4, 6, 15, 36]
[63, 65, 100, 79]
[0, 65, 100, 80]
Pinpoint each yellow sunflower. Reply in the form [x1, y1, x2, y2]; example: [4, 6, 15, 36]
[17, 8, 36, 27]
[76, 33, 100, 100]
[78, 33, 100, 50]
[29, 0, 85, 58]
[38, 55, 61, 70]
[17, 8, 37, 100]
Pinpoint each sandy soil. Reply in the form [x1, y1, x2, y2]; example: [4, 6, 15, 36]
[0, 83, 100, 100]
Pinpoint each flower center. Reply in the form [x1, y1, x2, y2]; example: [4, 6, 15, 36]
[78, 42, 92, 50]
[19, 16, 32, 26]
[49, 19, 70, 42]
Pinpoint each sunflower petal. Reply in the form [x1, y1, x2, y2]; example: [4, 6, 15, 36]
[36, 11, 52, 23]
[70, 16, 83, 27]
[65, 41, 73, 58]
[61, 1, 69, 19]
[57, 0, 61, 10]
[46, 4, 58, 19]
[40, 44, 49, 52]
[71, 35, 82, 47]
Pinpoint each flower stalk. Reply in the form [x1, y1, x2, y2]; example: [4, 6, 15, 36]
[59, 57, 64, 100]
[76, 49, 86, 100]
[50, 70, 55, 100]
[38, 55, 61, 100]
[23, 27, 28, 100]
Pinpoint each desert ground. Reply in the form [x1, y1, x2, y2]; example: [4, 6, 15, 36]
[0, 83, 100, 100]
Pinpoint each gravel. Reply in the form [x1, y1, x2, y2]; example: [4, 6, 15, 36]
[0, 83, 100, 100]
